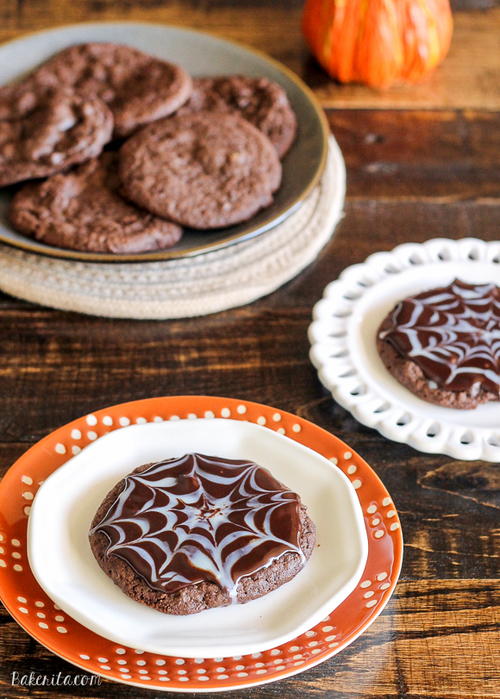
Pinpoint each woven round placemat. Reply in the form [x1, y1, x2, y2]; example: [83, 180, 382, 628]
[0, 136, 345, 319]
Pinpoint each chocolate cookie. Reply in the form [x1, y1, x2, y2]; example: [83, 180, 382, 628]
[31, 42, 192, 137]
[89, 454, 316, 615]
[178, 75, 297, 158]
[377, 279, 500, 409]
[119, 112, 282, 229]
[0, 86, 113, 188]
[9, 153, 182, 253]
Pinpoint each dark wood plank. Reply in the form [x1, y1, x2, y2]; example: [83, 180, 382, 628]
[329, 110, 500, 199]
[452, 0, 498, 7]
[0, 2, 499, 109]
[1, 197, 499, 445]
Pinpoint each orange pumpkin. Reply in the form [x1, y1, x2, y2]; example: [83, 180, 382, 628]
[302, 0, 453, 89]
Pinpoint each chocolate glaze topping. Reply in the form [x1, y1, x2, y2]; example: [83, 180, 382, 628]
[379, 279, 500, 394]
[90, 454, 304, 597]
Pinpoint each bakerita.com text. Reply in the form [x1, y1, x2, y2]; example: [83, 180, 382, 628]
[11, 671, 102, 687]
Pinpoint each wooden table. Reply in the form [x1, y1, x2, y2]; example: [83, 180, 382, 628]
[0, 1, 499, 697]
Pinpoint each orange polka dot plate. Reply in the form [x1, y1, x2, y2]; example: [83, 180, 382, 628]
[28, 417, 368, 658]
[0, 396, 403, 692]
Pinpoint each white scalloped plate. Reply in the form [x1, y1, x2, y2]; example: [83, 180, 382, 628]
[309, 238, 500, 461]
[27, 419, 368, 658]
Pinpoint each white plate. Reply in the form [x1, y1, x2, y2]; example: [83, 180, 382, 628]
[27, 418, 368, 658]
[309, 238, 500, 461]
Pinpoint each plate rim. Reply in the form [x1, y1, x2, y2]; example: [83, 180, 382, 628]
[309, 237, 500, 461]
[0, 21, 329, 264]
[0, 395, 403, 692]
[27, 417, 369, 658]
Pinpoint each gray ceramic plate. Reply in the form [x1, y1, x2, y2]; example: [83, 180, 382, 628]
[0, 22, 329, 263]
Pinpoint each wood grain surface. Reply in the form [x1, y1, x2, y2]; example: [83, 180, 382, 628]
[0, 1, 499, 698]
[0, 0, 499, 108]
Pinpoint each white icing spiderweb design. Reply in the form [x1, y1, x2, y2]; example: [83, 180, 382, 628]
[380, 279, 500, 394]
[91, 453, 303, 597]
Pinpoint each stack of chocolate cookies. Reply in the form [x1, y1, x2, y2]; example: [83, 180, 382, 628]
[0, 43, 298, 254]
